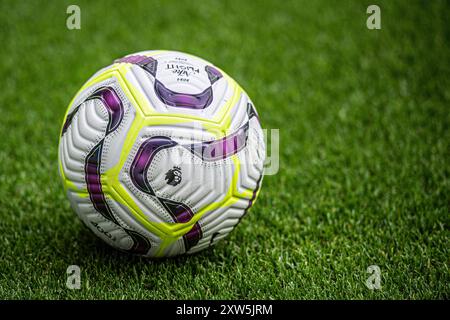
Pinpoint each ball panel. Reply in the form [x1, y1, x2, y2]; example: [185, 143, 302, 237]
[120, 51, 235, 123]
[59, 77, 153, 256]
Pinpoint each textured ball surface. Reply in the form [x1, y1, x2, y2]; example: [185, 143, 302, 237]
[58, 50, 265, 257]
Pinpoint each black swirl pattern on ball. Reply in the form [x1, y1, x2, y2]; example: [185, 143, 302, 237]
[130, 137, 203, 252]
[129, 104, 258, 253]
[62, 86, 151, 255]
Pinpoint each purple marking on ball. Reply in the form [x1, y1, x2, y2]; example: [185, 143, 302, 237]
[116, 55, 149, 64]
[154, 80, 213, 109]
[130, 137, 178, 195]
[115, 55, 157, 76]
[205, 65, 223, 84]
[86, 87, 124, 134]
[61, 106, 80, 136]
[189, 122, 249, 161]
[84, 144, 117, 223]
[161, 200, 202, 251]
[163, 201, 194, 224]
[183, 224, 202, 250]
[67, 86, 152, 254]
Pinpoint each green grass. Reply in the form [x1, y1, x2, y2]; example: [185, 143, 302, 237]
[0, 0, 448, 299]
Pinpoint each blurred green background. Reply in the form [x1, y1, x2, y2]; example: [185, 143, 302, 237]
[0, 0, 448, 299]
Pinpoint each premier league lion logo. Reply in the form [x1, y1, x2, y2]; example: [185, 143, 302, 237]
[165, 166, 182, 186]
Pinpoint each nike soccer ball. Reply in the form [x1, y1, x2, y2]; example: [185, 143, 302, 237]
[58, 50, 265, 257]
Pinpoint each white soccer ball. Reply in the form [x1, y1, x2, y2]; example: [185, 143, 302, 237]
[58, 50, 265, 257]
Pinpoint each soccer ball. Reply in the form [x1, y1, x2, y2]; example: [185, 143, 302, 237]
[58, 50, 265, 257]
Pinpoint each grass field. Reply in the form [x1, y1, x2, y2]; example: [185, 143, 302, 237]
[0, 0, 448, 299]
